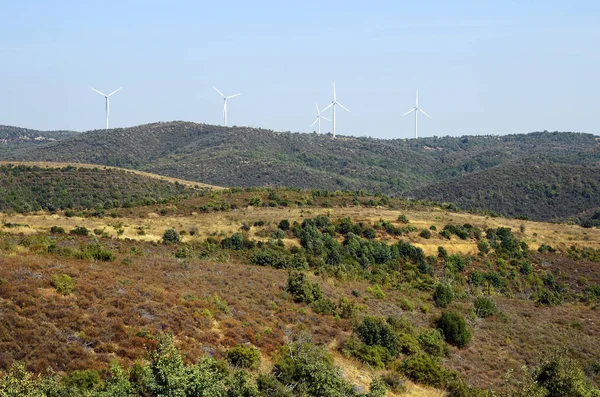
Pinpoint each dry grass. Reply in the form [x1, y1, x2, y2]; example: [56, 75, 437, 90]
[3, 204, 599, 255]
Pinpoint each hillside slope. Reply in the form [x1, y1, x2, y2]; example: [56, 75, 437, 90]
[0, 163, 210, 213]
[408, 161, 600, 221]
[3, 121, 600, 221]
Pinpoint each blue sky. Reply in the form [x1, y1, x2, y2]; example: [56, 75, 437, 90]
[0, 0, 598, 138]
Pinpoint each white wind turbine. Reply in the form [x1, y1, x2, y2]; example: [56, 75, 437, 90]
[90, 87, 122, 130]
[321, 82, 350, 139]
[213, 86, 241, 126]
[311, 102, 331, 134]
[402, 90, 431, 139]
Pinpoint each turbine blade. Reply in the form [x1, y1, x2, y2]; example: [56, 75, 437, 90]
[337, 102, 351, 113]
[321, 116, 331, 121]
[321, 103, 334, 112]
[315, 102, 320, 115]
[107, 87, 122, 97]
[90, 87, 106, 96]
[416, 90, 419, 106]
[213, 86, 226, 98]
[418, 108, 432, 118]
[227, 93, 242, 99]
[311, 117, 320, 126]
[333, 82, 337, 102]
[402, 108, 416, 116]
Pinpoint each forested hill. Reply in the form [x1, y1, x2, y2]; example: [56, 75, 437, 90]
[2, 121, 599, 221]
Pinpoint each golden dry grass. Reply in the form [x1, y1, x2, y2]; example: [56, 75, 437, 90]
[3, 205, 599, 256]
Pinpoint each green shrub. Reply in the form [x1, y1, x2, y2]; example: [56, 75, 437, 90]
[69, 226, 89, 236]
[286, 271, 323, 304]
[382, 372, 407, 393]
[363, 228, 377, 239]
[437, 311, 471, 348]
[400, 298, 414, 312]
[50, 226, 65, 234]
[227, 345, 260, 369]
[162, 229, 180, 245]
[535, 354, 599, 397]
[61, 369, 102, 393]
[342, 338, 394, 369]
[433, 282, 454, 308]
[221, 233, 244, 250]
[418, 329, 447, 357]
[397, 214, 409, 223]
[367, 284, 386, 299]
[75, 241, 115, 262]
[401, 354, 447, 387]
[52, 274, 74, 295]
[474, 296, 498, 318]
[396, 333, 421, 355]
[419, 229, 432, 239]
[355, 317, 399, 357]
[278, 219, 290, 231]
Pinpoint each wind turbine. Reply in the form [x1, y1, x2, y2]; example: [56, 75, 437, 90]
[321, 82, 350, 139]
[90, 87, 121, 130]
[311, 102, 330, 134]
[213, 86, 241, 126]
[402, 90, 431, 139]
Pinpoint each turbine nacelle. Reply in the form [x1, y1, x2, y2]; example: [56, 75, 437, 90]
[90, 86, 121, 130]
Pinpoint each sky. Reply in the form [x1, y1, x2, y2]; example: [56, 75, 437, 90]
[0, 0, 599, 139]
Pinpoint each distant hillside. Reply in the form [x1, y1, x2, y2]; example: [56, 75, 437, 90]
[0, 163, 207, 213]
[408, 161, 600, 221]
[2, 121, 600, 221]
[0, 125, 78, 145]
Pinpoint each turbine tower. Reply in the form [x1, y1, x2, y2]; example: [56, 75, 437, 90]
[90, 87, 121, 130]
[402, 90, 431, 139]
[213, 86, 241, 127]
[321, 82, 350, 139]
[311, 102, 330, 134]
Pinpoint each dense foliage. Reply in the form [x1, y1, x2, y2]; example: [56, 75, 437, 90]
[3, 122, 599, 221]
[0, 164, 204, 213]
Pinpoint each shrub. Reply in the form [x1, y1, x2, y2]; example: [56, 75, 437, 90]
[363, 228, 377, 239]
[401, 354, 447, 387]
[61, 369, 102, 393]
[50, 226, 65, 234]
[162, 229, 180, 245]
[397, 214, 409, 223]
[418, 329, 447, 357]
[534, 354, 599, 397]
[70, 226, 89, 236]
[474, 296, 498, 318]
[433, 282, 454, 308]
[367, 284, 386, 299]
[382, 372, 407, 394]
[227, 345, 260, 369]
[76, 242, 116, 262]
[396, 333, 421, 355]
[342, 338, 394, 369]
[419, 229, 432, 239]
[52, 274, 74, 295]
[400, 298, 414, 312]
[437, 311, 471, 348]
[286, 271, 323, 304]
[355, 317, 399, 357]
[221, 233, 244, 250]
[278, 219, 290, 231]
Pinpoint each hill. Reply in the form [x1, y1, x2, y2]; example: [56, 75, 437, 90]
[2, 122, 600, 222]
[0, 188, 599, 396]
[0, 162, 214, 213]
[408, 160, 600, 221]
